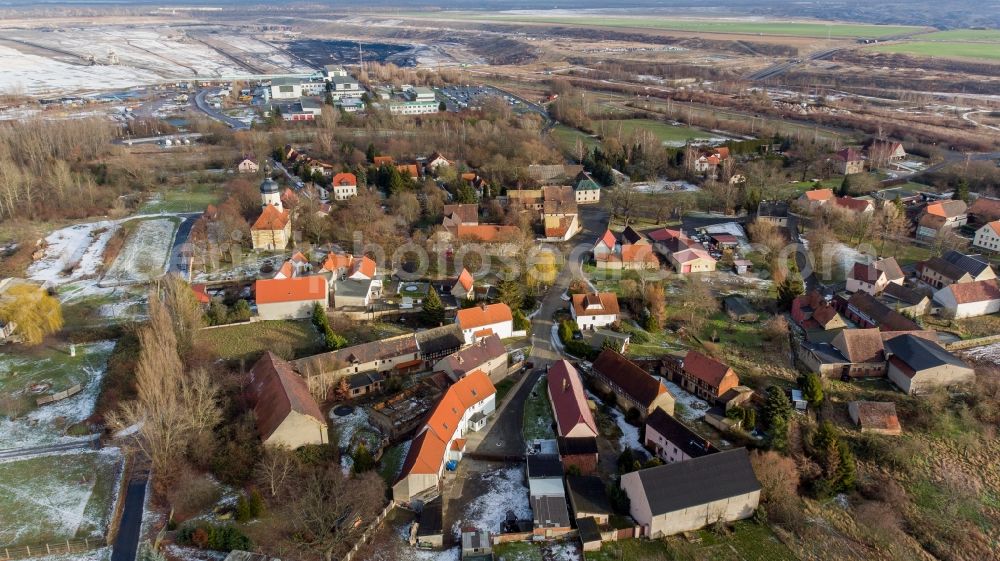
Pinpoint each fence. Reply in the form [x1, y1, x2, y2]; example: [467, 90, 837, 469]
[338, 503, 395, 561]
[35, 384, 82, 407]
[946, 333, 1000, 351]
[105, 451, 134, 546]
[0, 538, 101, 561]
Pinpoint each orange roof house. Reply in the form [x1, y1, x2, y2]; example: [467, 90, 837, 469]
[397, 164, 420, 179]
[255, 276, 329, 305]
[680, 350, 740, 401]
[455, 224, 521, 242]
[456, 303, 514, 343]
[349, 255, 377, 280]
[394, 370, 496, 501]
[332, 172, 357, 186]
[373, 156, 394, 166]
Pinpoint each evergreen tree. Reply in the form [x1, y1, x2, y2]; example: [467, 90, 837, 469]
[763, 386, 793, 451]
[247, 488, 265, 518]
[953, 179, 969, 202]
[230, 299, 252, 322]
[438, 101, 447, 112]
[512, 309, 530, 331]
[234, 495, 252, 522]
[776, 261, 804, 310]
[497, 278, 524, 310]
[838, 174, 851, 197]
[800, 372, 824, 407]
[421, 286, 445, 326]
[324, 328, 347, 351]
[365, 143, 376, 163]
[835, 440, 857, 492]
[455, 182, 477, 203]
[352, 443, 375, 473]
[208, 300, 229, 326]
[312, 302, 329, 332]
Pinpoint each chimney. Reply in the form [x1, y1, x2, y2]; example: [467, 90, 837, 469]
[480, 302, 488, 311]
[562, 378, 568, 392]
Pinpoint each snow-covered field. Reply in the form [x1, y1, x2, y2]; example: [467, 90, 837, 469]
[28, 221, 120, 286]
[0, 341, 116, 450]
[964, 342, 1000, 363]
[0, 447, 123, 545]
[458, 466, 531, 535]
[101, 218, 178, 286]
[632, 179, 700, 193]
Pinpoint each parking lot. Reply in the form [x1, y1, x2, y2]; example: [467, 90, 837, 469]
[436, 85, 546, 120]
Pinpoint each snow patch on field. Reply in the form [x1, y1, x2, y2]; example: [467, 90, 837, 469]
[664, 380, 710, 421]
[28, 221, 119, 285]
[459, 466, 531, 535]
[0, 341, 115, 449]
[963, 342, 1000, 363]
[330, 407, 381, 475]
[102, 218, 178, 286]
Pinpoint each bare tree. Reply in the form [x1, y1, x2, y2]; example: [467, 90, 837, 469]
[255, 446, 300, 498]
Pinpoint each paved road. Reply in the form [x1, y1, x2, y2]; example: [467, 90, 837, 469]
[193, 89, 249, 130]
[167, 212, 201, 276]
[111, 472, 148, 561]
[0, 435, 100, 461]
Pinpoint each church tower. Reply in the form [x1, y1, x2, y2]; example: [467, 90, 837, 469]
[260, 176, 282, 212]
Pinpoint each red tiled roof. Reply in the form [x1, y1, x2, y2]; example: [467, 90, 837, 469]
[545, 216, 575, 238]
[834, 148, 863, 163]
[621, 244, 659, 265]
[255, 276, 328, 304]
[834, 197, 872, 213]
[834, 328, 885, 363]
[332, 172, 357, 186]
[251, 205, 290, 231]
[457, 303, 513, 330]
[682, 350, 735, 389]
[249, 352, 326, 441]
[596, 229, 616, 250]
[457, 268, 474, 292]
[443, 204, 479, 225]
[969, 197, 1000, 221]
[925, 200, 967, 218]
[321, 252, 353, 272]
[397, 164, 420, 178]
[455, 224, 520, 242]
[942, 279, 1000, 305]
[373, 156, 394, 166]
[547, 360, 598, 438]
[351, 255, 376, 278]
[191, 283, 211, 304]
[572, 292, 620, 317]
[276, 260, 294, 278]
[803, 189, 834, 202]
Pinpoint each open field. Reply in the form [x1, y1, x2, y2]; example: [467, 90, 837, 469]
[101, 217, 179, 286]
[550, 124, 600, 157]
[0, 449, 123, 546]
[401, 12, 923, 39]
[199, 319, 324, 362]
[586, 521, 796, 561]
[919, 29, 1000, 42]
[870, 41, 1000, 62]
[140, 184, 224, 214]
[594, 119, 722, 147]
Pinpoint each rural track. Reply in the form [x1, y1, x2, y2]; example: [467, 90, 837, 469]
[187, 33, 266, 75]
[0, 435, 100, 461]
[745, 47, 841, 81]
[0, 37, 92, 65]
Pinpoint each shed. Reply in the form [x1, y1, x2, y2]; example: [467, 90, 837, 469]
[566, 475, 612, 524]
[848, 401, 902, 436]
[578, 516, 602, 552]
[415, 497, 444, 548]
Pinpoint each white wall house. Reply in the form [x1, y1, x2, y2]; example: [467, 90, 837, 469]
[455, 303, 514, 344]
[933, 279, 1000, 319]
[255, 276, 329, 321]
[973, 221, 1000, 253]
[570, 292, 619, 330]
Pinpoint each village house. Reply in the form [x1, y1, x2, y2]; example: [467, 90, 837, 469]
[840, 292, 921, 332]
[878, 283, 931, 317]
[330, 172, 358, 201]
[435, 334, 508, 383]
[833, 196, 875, 214]
[506, 189, 544, 211]
[649, 228, 716, 274]
[846, 257, 905, 295]
[542, 186, 581, 241]
[592, 229, 617, 260]
[237, 157, 259, 174]
[832, 148, 865, 175]
[442, 204, 479, 228]
[456, 303, 514, 344]
[425, 152, 452, 172]
[254, 276, 328, 321]
[594, 228, 659, 271]
[693, 147, 730, 176]
[547, 360, 599, 440]
[801, 328, 890, 378]
[918, 250, 996, 289]
[453, 224, 522, 246]
[796, 188, 835, 211]
[248, 353, 328, 448]
[573, 171, 601, 204]
[868, 140, 907, 163]
[916, 200, 968, 240]
[451, 268, 475, 301]
[566, 476, 613, 525]
[885, 333, 976, 394]
[344, 371, 384, 398]
[620, 448, 760, 538]
[272, 251, 310, 279]
[292, 334, 422, 396]
[251, 178, 292, 251]
[392, 371, 497, 503]
[644, 408, 716, 464]
[592, 349, 675, 418]
[848, 401, 902, 435]
[676, 350, 740, 402]
[973, 221, 1000, 253]
[570, 292, 620, 330]
[933, 279, 1000, 319]
[791, 290, 848, 341]
[968, 196, 1000, 226]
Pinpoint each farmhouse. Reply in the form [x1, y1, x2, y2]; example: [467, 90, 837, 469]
[455, 303, 514, 344]
[650, 228, 716, 274]
[916, 200, 968, 240]
[797, 188, 834, 210]
[248, 353, 328, 449]
[791, 290, 847, 339]
[293, 334, 421, 395]
[566, 475, 612, 524]
[973, 221, 1000, 253]
[832, 148, 865, 175]
[592, 349, 675, 418]
[847, 257, 905, 295]
[254, 276, 328, 321]
[841, 292, 921, 331]
[677, 350, 740, 402]
[393, 371, 497, 503]
[547, 360, 599, 440]
[570, 292, 619, 330]
[542, 186, 581, 240]
[878, 283, 931, 317]
[885, 333, 975, 394]
[644, 408, 716, 464]
[435, 334, 508, 383]
[918, 250, 995, 288]
[833, 196, 875, 214]
[933, 279, 1000, 319]
[573, 171, 601, 204]
[620, 448, 761, 538]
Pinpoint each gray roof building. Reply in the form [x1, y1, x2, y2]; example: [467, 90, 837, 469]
[626, 448, 760, 516]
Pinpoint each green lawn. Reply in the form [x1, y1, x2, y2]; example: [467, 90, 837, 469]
[699, 312, 762, 350]
[619, 321, 685, 359]
[551, 124, 600, 157]
[522, 375, 556, 441]
[919, 29, 1000, 42]
[495, 377, 517, 404]
[403, 12, 922, 38]
[140, 183, 224, 213]
[0, 341, 115, 418]
[587, 521, 796, 561]
[200, 319, 324, 362]
[871, 41, 1000, 61]
[0, 450, 122, 545]
[377, 442, 408, 486]
[595, 119, 716, 146]
[494, 541, 543, 561]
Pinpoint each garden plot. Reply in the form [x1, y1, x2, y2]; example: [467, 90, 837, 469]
[101, 218, 178, 286]
[28, 221, 120, 286]
[0, 341, 115, 449]
[457, 466, 531, 536]
[330, 407, 382, 475]
[664, 381, 709, 422]
[0, 448, 123, 546]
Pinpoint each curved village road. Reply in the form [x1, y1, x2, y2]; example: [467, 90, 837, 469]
[471, 204, 610, 457]
[193, 89, 249, 130]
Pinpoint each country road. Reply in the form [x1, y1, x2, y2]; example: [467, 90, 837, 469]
[0, 435, 100, 461]
[193, 89, 249, 130]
